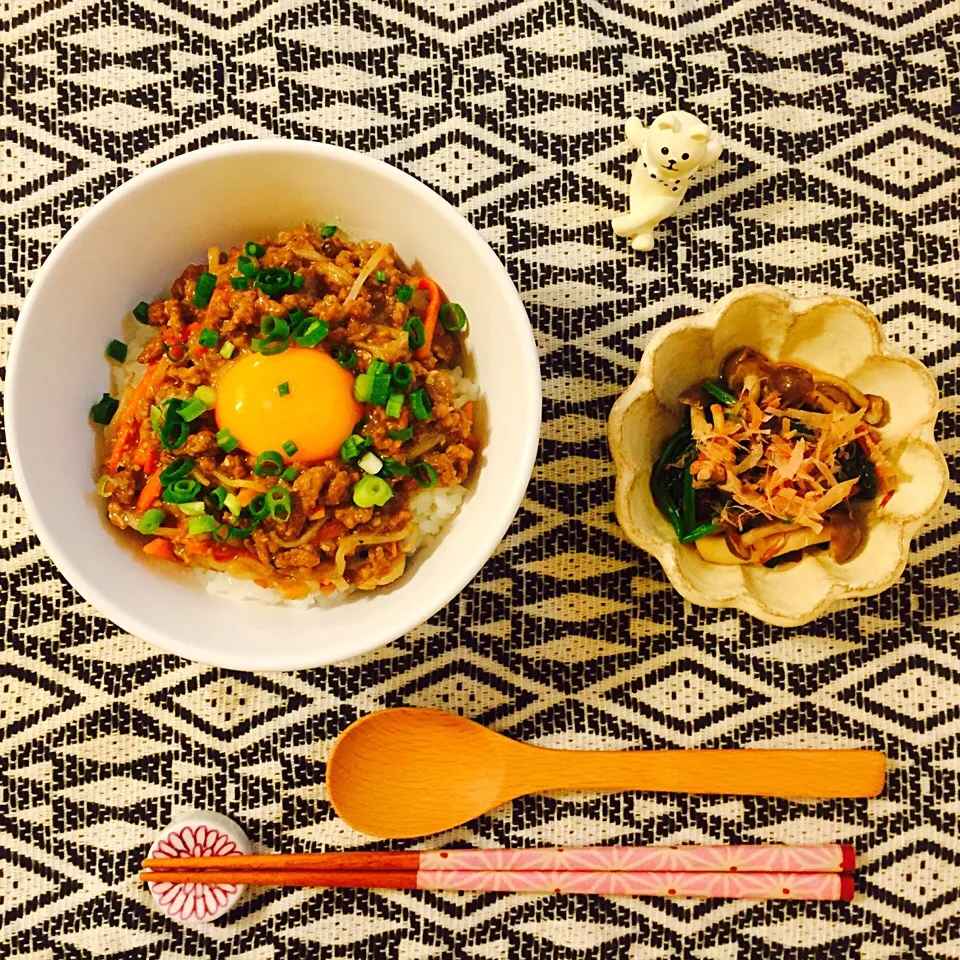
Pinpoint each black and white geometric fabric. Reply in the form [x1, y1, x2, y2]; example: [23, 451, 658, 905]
[2, 1, 959, 957]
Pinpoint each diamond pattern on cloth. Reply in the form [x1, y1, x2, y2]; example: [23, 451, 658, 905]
[2, 0, 960, 958]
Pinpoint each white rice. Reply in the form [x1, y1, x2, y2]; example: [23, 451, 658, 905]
[199, 367, 477, 607]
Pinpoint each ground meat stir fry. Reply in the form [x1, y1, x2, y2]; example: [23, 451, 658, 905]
[94, 224, 479, 598]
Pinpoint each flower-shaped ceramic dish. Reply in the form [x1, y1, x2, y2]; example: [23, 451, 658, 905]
[608, 285, 948, 626]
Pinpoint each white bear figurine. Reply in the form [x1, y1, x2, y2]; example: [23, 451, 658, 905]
[611, 110, 723, 252]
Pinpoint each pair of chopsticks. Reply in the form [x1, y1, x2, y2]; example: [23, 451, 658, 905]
[142, 844, 855, 901]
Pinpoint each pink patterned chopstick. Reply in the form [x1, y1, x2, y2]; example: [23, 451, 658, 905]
[419, 869, 854, 901]
[144, 867, 853, 901]
[144, 844, 856, 876]
[142, 845, 857, 902]
[417, 844, 854, 874]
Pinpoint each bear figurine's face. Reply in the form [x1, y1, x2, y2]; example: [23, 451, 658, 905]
[646, 112, 711, 177]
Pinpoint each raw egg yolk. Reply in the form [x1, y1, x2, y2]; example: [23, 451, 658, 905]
[215, 348, 362, 462]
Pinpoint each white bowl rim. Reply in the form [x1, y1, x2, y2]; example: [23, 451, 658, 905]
[6, 139, 542, 670]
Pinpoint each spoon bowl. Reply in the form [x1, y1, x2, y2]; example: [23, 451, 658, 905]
[328, 708, 515, 838]
[326, 708, 887, 839]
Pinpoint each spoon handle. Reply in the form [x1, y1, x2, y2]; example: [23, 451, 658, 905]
[521, 748, 885, 798]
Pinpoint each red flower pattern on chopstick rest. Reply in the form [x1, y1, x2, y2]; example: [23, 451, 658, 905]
[144, 813, 250, 924]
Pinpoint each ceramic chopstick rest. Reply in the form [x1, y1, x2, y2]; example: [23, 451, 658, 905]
[611, 109, 723, 251]
[144, 811, 250, 923]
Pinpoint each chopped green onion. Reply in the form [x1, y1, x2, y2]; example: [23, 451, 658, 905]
[395, 284, 414, 303]
[261, 315, 289, 338]
[163, 478, 202, 504]
[159, 402, 190, 450]
[278, 381, 290, 397]
[412, 461, 438, 488]
[265, 485, 292, 521]
[229, 276, 249, 290]
[291, 273, 304, 290]
[179, 397, 207, 422]
[195, 385, 216, 408]
[281, 465, 298, 483]
[354, 373, 374, 404]
[353, 475, 392, 508]
[385, 392, 405, 418]
[223, 492, 242, 517]
[340, 434, 367, 461]
[388, 426, 414, 442]
[439, 302, 467, 332]
[375, 270, 387, 283]
[259, 335, 289, 356]
[295, 319, 329, 347]
[248, 494, 269, 520]
[227, 517, 261, 539]
[380, 457, 410, 477]
[245, 241, 266, 257]
[159, 457, 195, 485]
[333, 347, 358, 369]
[95, 475, 115, 498]
[282, 440, 298, 457]
[256, 267, 293, 298]
[220, 341, 235, 359]
[216, 428, 239, 454]
[179, 501, 206, 516]
[137, 509, 165, 534]
[703, 380, 737, 406]
[207, 485, 228, 513]
[404, 316, 425, 349]
[409, 388, 433, 421]
[237, 256, 258, 278]
[150, 404, 161, 433]
[288, 307, 307, 331]
[193, 272, 217, 308]
[132, 301, 150, 324]
[90, 394, 119, 425]
[254, 451, 284, 477]
[369, 359, 389, 377]
[188, 515, 218, 536]
[198, 328, 218, 348]
[320, 224, 337, 238]
[359, 452, 382, 475]
[391, 363, 413, 390]
[106, 339, 127, 363]
[370, 373, 392, 406]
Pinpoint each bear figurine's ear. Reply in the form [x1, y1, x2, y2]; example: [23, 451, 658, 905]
[688, 124, 710, 143]
[656, 114, 679, 131]
[701, 133, 723, 168]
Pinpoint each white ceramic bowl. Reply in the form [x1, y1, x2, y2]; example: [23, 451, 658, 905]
[7, 141, 541, 670]
[609, 285, 948, 626]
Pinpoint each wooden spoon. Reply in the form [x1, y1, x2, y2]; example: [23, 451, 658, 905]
[326, 708, 886, 838]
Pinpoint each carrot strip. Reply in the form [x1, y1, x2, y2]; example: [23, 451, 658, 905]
[136, 471, 164, 513]
[105, 359, 169, 475]
[142, 538, 176, 561]
[132, 422, 155, 470]
[414, 276, 442, 361]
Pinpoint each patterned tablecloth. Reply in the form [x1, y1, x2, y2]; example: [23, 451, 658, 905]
[3, 1, 959, 957]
